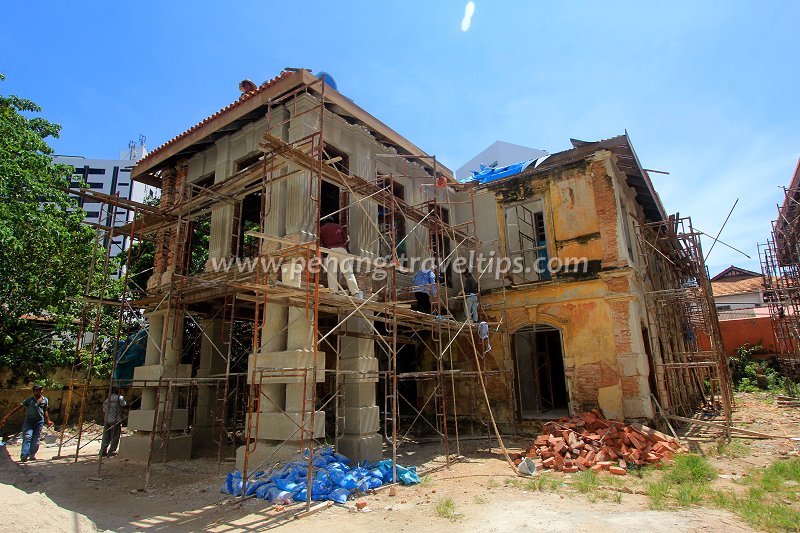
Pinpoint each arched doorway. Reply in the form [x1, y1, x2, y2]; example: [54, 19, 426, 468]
[513, 324, 569, 418]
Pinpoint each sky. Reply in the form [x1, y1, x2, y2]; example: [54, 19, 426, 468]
[2, 0, 799, 275]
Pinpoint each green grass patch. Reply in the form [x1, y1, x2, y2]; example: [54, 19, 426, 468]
[572, 469, 600, 493]
[709, 438, 750, 459]
[472, 495, 488, 505]
[505, 473, 562, 492]
[435, 498, 459, 521]
[665, 454, 717, 484]
[648, 455, 800, 531]
[646, 480, 672, 509]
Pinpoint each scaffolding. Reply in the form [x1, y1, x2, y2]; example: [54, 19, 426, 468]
[58, 76, 517, 508]
[761, 184, 800, 376]
[636, 215, 733, 425]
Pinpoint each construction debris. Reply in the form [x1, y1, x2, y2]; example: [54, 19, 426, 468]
[518, 411, 687, 474]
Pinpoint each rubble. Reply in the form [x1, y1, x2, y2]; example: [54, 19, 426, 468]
[517, 411, 688, 474]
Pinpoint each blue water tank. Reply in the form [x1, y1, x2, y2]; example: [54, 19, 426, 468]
[316, 71, 337, 90]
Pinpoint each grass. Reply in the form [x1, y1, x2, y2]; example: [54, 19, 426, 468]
[486, 478, 498, 489]
[435, 498, 459, 521]
[643, 453, 800, 531]
[664, 454, 717, 484]
[708, 438, 750, 459]
[572, 470, 600, 493]
[505, 473, 562, 492]
[645, 454, 717, 510]
[418, 474, 432, 486]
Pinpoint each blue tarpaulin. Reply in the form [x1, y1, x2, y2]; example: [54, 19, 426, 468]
[459, 156, 549, 185]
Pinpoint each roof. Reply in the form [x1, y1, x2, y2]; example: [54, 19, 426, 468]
[711, 265, 762, 281]
[132, 69, 451, 185]
[711, 277, 764, 296]
[476, 133, 666, 222]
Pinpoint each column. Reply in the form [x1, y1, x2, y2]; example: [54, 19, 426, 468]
[120, 309, 194, 461]
[337, 315, 382, 463]
[192, 318, 228, 452]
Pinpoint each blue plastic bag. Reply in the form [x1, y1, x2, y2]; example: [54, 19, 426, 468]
[255, 483, 274, 499]
[328, 487, 350, 504]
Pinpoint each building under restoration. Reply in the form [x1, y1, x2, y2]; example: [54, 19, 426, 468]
[62, 69, 731, 477]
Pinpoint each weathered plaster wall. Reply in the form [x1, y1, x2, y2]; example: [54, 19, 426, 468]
[473, 151, 656, 425]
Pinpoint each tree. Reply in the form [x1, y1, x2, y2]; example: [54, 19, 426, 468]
[0, 74, 97, 381]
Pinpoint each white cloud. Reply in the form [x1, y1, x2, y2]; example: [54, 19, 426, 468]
[461, 1, 475, 32]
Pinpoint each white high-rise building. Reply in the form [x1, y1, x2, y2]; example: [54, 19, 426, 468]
[54, 141, 157, 258]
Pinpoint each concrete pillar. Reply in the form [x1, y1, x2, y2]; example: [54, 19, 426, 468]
[285, 96, 320, 240]
[120, 309, 193, 462]
[192, 318, 228, 452]
[337, 315, 382, 463]
[236, 262, 325, 472]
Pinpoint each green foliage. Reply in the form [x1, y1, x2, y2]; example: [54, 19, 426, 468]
[0, 74, 101, 381]
[730, 343, 785, 393]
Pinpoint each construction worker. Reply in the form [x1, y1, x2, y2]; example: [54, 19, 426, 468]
[320, 217, 363, 299]
[100, 385, 127, 458]
[412, 268, 437, 314]
[461, 270, 479, 322]
[0, 383, 53, 462]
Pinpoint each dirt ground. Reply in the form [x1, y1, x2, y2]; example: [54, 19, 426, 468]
[0, 392, 797, 533]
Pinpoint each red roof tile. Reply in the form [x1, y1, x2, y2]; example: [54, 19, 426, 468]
[711, 277, 764, 296]
[137, 71, 295, 167]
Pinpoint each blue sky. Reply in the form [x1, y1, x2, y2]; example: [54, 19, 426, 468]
[3, 0, 799, 275]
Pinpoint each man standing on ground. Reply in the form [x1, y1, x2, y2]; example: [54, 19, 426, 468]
[412, 267, 437, 314]
[461, 270, 479, 322]
[100, 385, 127, 458]
[319, 217, 363, 299]
[0, 384, 53, 462]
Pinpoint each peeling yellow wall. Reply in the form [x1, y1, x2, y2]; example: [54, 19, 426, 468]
[476, 153, 654, 423]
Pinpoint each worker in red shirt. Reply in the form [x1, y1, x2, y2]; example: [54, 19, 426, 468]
[319, 217, 363, 299]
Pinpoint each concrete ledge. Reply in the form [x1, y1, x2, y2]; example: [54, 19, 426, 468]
[248, 349, 325, 383]
[127, 408, 189, 432]
[132, 363, 192, 382]
[255, 411, 325, 441]
[340, 357, 379, 383]
[119, 433, 192, 462]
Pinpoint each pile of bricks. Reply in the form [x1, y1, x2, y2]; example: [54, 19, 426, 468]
[520, 410, 686, 475]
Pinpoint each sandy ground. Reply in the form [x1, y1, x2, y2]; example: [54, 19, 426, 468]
[0, 392, 795, 532]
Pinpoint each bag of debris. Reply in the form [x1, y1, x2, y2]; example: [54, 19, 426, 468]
[339, 472, 359, 490]
[274, 478, 302, 492]
[366, 477, 383, 489]
[328, 487, 351, 504]
[224, 471, 243, 495]
[255, 483, 275, 500]
[311, 478, 333, 497]
[328, 467, 347, 486]
[266, 487, 293, 504]
[245, 479, 269, 497]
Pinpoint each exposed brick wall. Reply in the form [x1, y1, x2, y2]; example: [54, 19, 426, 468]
[588, 155, 628, 270]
